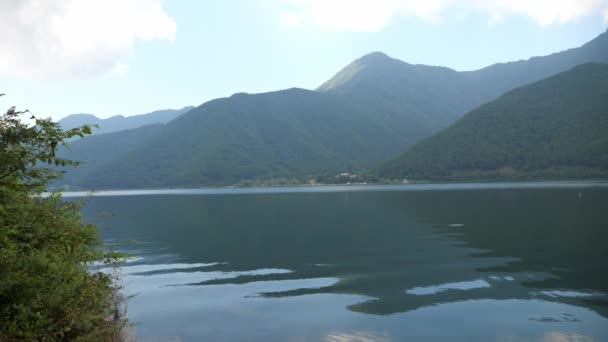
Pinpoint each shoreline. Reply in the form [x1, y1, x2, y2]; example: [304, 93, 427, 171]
[52, 179, 608, 198]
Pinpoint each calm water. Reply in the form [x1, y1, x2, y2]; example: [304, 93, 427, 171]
[73, 182, 608, 341]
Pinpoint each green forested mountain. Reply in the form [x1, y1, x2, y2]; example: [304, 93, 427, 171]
[56, 29, 608, 189]
[318, 52, 488, 135]
[58, 106, 193, 135]
[59, 89, 410, 188]
[319, 28, 608, 134]
[378, 63, 608, 180]
[53, 124, 163, 189]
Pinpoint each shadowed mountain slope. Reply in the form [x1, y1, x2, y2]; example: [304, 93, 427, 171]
[378, 63, 608, 180]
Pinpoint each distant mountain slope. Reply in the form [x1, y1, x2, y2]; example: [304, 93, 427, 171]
[465, 28, 608, 99]
[318, 52, 486, 132]
[53, 124, 164, 189]
[58, 106, 193, 135]
[377, 63, 608, 180]
[63, 89, 411, 189]
[56, 29, 608, 189]
[319, 28, 608, 135]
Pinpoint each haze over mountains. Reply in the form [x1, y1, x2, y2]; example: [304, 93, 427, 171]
[58, 107, 194, 135]
[55, 29, 608, 189]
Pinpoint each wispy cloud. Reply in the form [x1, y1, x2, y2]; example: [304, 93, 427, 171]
[280, 0, 608, 31]
[0, 0, 176, 79]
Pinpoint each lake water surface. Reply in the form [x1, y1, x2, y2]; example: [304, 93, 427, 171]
[73, 182, 608, 341]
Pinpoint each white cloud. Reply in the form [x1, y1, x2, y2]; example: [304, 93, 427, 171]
[280, 0, 608, 31]
[0, 0, 176, 79]
[280, 11, 302, 27]
[476, 0, 606, 26]
[280, 0, 402, 31]
[113, 62, 129, 78]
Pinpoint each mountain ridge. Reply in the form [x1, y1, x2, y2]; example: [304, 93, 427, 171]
[58, 106, 194, 135]
[56, 29, 608, 189]
[318, 29, 608, 131]
[377, 62, 608, 180]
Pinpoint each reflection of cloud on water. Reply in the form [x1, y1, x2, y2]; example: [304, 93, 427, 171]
[499, 331, 599, 342]
[541, 332, 598, 342]
[405, 279, 491, 295]
[538, 290, 603, 299]
[121, 261, 225, 275]
[112, 256, 341, 299]
[326, 330, 391, 342]
[118, 263, 298, 293]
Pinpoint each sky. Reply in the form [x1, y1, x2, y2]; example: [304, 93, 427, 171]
[1, 0, 607, 120]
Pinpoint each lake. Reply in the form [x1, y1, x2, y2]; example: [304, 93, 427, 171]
[72, 182, 608, 341]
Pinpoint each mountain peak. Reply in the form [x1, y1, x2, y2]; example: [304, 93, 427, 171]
[317, 52, 398, 93]
[358, 51, 391, 62]
[60, 113, 98, 121]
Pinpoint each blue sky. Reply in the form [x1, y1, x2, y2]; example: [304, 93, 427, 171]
[1, 0, 607, 120]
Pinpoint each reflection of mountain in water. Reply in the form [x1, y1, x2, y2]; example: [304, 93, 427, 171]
[402, 188, 608, 317]
[81, 185, 608, 317]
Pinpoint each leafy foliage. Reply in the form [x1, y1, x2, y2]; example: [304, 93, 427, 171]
[0, 98, 127, 341]
[378, 63, 608, 180]
[0, 105, 91, 189]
